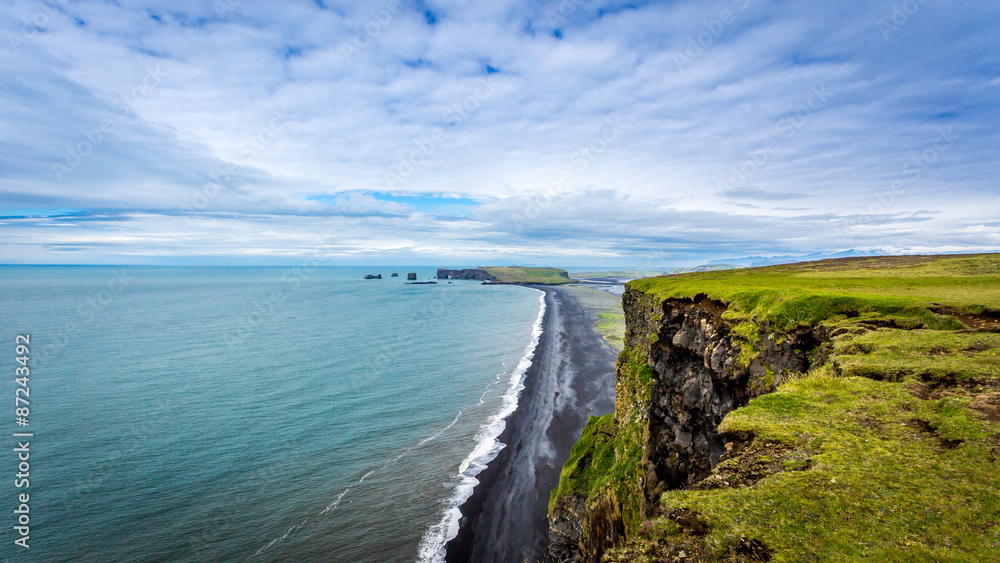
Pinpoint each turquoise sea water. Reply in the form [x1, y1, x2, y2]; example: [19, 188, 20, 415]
[0, 267, 544, 562]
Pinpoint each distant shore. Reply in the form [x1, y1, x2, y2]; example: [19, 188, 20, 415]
[444, 285, 619, 562]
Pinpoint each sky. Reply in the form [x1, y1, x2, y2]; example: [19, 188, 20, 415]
[1, 0, 998, 267]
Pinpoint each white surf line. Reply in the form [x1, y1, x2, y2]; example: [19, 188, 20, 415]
[244, 410, 466, 561]
[417, 288, 547, 563]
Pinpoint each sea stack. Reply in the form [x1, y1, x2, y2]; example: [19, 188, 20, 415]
[407, 273, 417, 280]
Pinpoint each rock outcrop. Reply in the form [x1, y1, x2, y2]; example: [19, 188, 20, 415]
[549, 288, 824, 562]
[407, 273, 417, 280]
[437, 268, 497, 281]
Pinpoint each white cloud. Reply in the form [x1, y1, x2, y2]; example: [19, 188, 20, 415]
[1, 0, 998, 264]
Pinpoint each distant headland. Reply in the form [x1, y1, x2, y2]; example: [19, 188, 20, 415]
[437, 267, 573, 285]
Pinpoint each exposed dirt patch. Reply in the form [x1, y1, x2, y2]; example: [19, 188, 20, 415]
[725, 537, 773, 562]
[916, 371, 1000, 394]
[970, 393, 1000, 423]
[962, 342, 994, 354]
[692, 293, 729, 318]
[910, 382, 1000, 424]
[908, 382, 932, 400]
[668, 508, 709, 536]
[691, 436, 811, 491]
[931, 306, 1000, 332]
[603, 536, 715, 563]
[857, 318, 920, 330]
[906, 418, 964, 450]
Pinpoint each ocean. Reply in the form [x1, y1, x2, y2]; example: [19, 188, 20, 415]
[0, 266, 545, 562]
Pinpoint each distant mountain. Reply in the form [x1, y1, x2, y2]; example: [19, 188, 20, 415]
[661, 264, 740, 275]
[707, 249, 892, 268]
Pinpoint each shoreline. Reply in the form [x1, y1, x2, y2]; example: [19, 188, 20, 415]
[443, 286, 618, 562]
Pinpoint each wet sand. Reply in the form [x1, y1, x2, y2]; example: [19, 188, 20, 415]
[444, 286, 618, 562]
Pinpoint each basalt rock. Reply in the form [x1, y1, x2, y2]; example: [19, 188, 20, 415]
[549, 287, 826, 562]
[436, 268, 497, 281]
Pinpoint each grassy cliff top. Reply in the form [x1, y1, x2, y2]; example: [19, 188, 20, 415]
[559, 253, 1000, 561]
[628, 253, 1000, 332]
[481, 266, 572, 284]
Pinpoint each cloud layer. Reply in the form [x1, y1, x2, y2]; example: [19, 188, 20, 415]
[1, 0, 998, 265]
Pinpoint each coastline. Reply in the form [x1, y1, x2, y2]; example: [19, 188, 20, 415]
[443, 286, 618, 562]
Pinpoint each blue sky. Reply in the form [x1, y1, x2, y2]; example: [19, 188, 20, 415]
[1, 0, 998, 266]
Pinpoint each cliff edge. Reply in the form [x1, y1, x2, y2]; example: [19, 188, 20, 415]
[549, 254, 1000, 562]
[437, 266, 572, 285]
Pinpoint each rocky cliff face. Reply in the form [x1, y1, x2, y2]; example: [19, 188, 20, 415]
[549, 287, 825, 562]
[437, 268, 497, 281]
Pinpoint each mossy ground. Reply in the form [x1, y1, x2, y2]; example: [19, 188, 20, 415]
[550, 348, 651, 533]
[558, 253, 1000, 562]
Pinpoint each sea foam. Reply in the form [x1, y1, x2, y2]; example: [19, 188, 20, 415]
[416, 288, 546, 563]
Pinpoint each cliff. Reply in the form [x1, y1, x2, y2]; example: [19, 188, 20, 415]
[437, 266, 572, 285]
[549, 254, 1000, 562]
[437, 268, 498, 282]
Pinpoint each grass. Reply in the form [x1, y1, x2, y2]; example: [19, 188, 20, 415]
[571, 270, 667, 279]
[564, 286, 626, 352]
[557, 253, 1000, 562]
[480, 266, 572, 284]
[629, 254, 1000, 332]
[639, 371, 1000, 562]
[830, 329, 1000, 383]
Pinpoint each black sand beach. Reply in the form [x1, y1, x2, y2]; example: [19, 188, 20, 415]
[444, 286, 618, 562]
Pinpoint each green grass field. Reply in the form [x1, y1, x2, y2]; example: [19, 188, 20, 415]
[481, 266, 572, 284]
